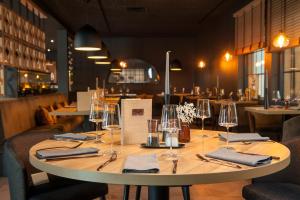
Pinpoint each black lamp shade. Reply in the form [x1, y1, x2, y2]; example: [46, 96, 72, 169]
[110, 59, 122, 71]
[170, 59, 183, 71]
[74, 25, 102, 51]
[87, 49, 110, 59]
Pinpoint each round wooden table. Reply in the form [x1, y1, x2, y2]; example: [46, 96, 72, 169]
[29, 129, 290, 200]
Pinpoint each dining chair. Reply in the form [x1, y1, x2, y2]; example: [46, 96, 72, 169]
[123, 185, 190, 200]
[282, 116, 300, 142]
[242, 137, 300, 200]
[3, 130, 108, 200]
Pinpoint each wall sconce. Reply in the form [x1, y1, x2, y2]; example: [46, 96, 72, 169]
[198, 60, 206, 69]
[224, 51, 233, 62]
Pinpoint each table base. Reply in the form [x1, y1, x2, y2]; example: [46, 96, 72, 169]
[148, 186, 169, 200]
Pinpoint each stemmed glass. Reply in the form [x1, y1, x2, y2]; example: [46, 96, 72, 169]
[196, 99, 211, 137]
[161, 104, 181, 159]
[102, 103, 121, 155]
[218, 102, 238, 149]
[89, 91, 104, 143]
[272, 90, 281, 106]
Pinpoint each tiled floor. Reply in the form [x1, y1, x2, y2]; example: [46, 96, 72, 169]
[0, 177, 248, 200]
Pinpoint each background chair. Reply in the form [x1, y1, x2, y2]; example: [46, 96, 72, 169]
[3, 131, 108, 200]
[242, 137, 300, 200]
[282, 116, 300, 142]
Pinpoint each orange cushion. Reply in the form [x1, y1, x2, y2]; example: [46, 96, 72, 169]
[36, 106, 55, 125]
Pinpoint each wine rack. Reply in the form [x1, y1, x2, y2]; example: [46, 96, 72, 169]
[0, 4, 46, 72]
[67, 36, 74, 91]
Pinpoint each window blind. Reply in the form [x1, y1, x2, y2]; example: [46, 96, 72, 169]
[234, 0, 265, 55]
[268, 0, 300, 51]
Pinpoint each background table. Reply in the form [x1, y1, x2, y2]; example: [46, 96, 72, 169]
[30, 130, 290, 200]
[245, 106, 300, 115]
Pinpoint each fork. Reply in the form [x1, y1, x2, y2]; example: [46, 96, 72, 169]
[97, 152, 118, 171]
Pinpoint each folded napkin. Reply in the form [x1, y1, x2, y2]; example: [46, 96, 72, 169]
[122, 154, 160, 173]
[54, 133, 94, 141]
[205, 148, 272, 167]
[36, 147, 99, 159]
[219, 133, 269, 142]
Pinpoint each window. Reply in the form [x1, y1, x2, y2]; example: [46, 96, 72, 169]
[283, 47, 300, 98]
[246, 49, 265, 98]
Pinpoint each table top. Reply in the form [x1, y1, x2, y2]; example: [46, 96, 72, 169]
[49, 107, 90, 116]
[29, 129, 290, 186]
[245, 106, 300, 115]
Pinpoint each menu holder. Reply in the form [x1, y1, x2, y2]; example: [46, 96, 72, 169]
[121, 99, 152, 145]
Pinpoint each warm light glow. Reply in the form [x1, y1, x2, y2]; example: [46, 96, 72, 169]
[88, 55, 108, 59]
[273, 32, 289, 48]
[75, 47, 101, 51]
[110, 68, 122, 72]
[120, 61, 127, 68]
[50, 39, 54, 43]
[24, 73, 28, 78]
[255, 60, 265, 67]
[224, 52, 232, 62]
[170, 68, 182, 71]
[36, 75, 40, 79]
[198, 60, 206, 68]
[95, 61, 111, 65]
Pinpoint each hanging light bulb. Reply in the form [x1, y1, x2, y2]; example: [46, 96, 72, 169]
[119, 61, 127, 68]
[224, 51, 232, 62]
[198, 60, 206, 69]
[273, 32, 289, 48]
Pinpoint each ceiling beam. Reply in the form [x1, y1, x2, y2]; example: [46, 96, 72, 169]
[97, 0, 112, 34]
[197, 0, 226, 25]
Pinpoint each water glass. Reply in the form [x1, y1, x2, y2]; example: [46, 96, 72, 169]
[218, 102, 238, 148]
[102, 103, 121, 154]
[147, 119, 160, 147]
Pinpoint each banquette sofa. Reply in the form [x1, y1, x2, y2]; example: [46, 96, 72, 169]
[0, 93, 108, 200]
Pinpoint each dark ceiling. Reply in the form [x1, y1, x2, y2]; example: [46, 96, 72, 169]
[33, 0, 251, 37]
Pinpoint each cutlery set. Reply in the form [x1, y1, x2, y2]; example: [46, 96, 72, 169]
[97, 152, 118, 171]
[196, 154, 242, 169]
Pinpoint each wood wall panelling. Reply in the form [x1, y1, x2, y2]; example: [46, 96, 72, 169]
[0, 3, 46, 71]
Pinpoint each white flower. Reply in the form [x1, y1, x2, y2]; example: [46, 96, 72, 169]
[176, 102, 197, 124]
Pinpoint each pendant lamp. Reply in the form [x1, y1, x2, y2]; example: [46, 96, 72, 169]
[110, 59, 122, 72]
[273, 0, 289, 48]
[170, 59, 183, 71]
[74, 24, 102, 51]
[87, 49, 110, 59]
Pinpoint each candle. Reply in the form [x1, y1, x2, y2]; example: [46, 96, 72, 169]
[96, 77, 99, 89]
[165, 51, 171, 95]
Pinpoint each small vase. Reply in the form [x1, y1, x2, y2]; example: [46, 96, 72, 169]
[179, 122, 190, 143]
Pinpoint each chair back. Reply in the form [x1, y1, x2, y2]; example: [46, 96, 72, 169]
[283, 116, 300, 142]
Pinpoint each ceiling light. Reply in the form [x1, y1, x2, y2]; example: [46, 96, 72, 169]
[95, 61, 111, 65]
[170, 59, 183, 71]
[119, 61, 127, 68]
[87, 49, 109, 59]
[198, 60, 206, 68]
[110, 59, 122, 71]
[273, 32, 289, 48]
[224, 51, 232, 62]
[74, 24, 102, 51]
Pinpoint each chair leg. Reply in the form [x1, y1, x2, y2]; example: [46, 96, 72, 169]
[181, 185, 190, 200]
[135, 185, 142, 200]
[123, 185, 130, 200]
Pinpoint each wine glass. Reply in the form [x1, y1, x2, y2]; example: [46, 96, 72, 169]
[196, 99, 211, 137]
[89, 91, 104, 143]
[161, 104, 181, 159]
[272, 90, 281, 106]
[218, 102, 238, 149]
[102, 103, 121, 154]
